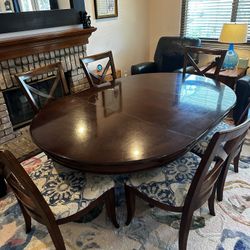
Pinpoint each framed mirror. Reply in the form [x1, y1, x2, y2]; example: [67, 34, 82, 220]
[0, 0, 86, 33]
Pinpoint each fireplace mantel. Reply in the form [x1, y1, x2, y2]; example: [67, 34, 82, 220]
[0, 26, 97, 61]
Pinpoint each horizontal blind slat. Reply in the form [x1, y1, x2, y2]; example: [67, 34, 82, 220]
[236, 0, 250, 39]
[183, 0, 234, 39]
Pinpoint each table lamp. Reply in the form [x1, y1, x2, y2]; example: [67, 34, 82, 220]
[219, 22, 248, 69]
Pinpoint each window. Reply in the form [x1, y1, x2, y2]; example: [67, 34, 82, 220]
[181, 0, 250, 41]
[19, 0, 50, 12]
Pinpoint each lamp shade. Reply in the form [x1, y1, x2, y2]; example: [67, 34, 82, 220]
[219, 23, 248, 44]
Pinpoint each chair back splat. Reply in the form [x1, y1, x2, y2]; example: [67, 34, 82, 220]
[0, 150, 55, 226]
[16, 62, 69, 114]
[183, 46, 227, 80]
[187, 119, 250, 211]
[80, 51, 117, 88]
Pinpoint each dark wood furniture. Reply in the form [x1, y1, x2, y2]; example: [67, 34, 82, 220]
[30, 73, 236, 174]
[199, 66, 248, 90]
[93, 68, 122, 82]
[80, 51, 117, 88]
[0, 149, 118, 250]
[125, 120, 250, 250]
[0, 127, 42, 198]
[15, 62, 69, 113]
[192, 98, 250, 178]
[0, 27, 97, 61]
[0, 0, 85, 33]
[227, 95, 250, 176]
[183, 46, 227, 80]
[237, 100, 250, 125]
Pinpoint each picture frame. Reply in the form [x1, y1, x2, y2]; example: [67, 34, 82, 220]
[94, 0, 118, 19]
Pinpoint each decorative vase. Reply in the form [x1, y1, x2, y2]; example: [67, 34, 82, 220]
[223, 43, 238, 70]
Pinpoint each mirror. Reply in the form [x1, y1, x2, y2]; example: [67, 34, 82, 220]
[0, 0, 71, 13]
[0, 0, 85, 33]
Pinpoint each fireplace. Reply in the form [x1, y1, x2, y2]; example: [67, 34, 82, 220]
[0, 27, 96, 144]
[3, 87, 34, 129]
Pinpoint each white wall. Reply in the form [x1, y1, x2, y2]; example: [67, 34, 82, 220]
[148, 0, 182, 59]
[85, 0, 150, 76]
[58, 0, 71, 9]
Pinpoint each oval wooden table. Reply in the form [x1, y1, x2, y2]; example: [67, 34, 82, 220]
[30, 73, 236, 174]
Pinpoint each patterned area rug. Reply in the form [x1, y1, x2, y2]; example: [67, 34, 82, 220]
[0, 131, 250, 250]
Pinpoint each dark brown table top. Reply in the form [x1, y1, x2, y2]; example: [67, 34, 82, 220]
[30, 73, 236, 174]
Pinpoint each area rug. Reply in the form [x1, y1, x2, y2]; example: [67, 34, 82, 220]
[0, 131, 250, 250]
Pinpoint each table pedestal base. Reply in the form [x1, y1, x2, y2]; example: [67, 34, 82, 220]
[74, 204, 104, 223]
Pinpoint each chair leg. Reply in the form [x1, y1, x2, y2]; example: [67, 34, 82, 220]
[233, 151, 240, 173]
[149, 203, 154, 208]
[208, 187, 216, 216]
[179, 210, 194, 250]
[47, 223, 66, 250]
[217, 159, 230, 202]
[105, 188, 119, 228]
[125, 185, 136, 226]
[18, 202, 31, 233]
[0, 174, 7, 198]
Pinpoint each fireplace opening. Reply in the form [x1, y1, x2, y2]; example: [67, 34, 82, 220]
[3, 77, 65, 130]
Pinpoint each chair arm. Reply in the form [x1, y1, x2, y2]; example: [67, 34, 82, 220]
[233, 75, 250, 125]
[174, 66, 195, 74]
[131, 62, 157, 75]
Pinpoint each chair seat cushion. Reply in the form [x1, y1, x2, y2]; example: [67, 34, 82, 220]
[29, 159, 114, 220]
[126, 152, 201, 207]
[192, 121, 233, 155]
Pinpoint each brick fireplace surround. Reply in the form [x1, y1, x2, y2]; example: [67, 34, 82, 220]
[0, 26, 96, 146]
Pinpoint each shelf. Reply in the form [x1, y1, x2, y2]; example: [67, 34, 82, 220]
[0, 26, 97, 60]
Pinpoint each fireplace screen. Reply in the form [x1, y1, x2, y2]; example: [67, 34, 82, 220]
[3, 78, 64, 129]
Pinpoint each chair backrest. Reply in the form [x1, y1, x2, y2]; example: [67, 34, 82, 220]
[154, 37, 201, 72]
[0, 150, 56, 225]
[183, 46, 227, 80]
[186, 119, 250, 211]
[234, 76, 250, 125]
[236, 99, 250, 126]
[80, 51, 117, 88]
[16, 62, 69, 114]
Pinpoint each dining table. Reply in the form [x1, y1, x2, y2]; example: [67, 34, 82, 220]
[29, 73, 236, 175]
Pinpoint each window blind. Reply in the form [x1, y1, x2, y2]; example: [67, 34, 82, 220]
[182, 0, 249, 41]
[236, 0, 250, 40]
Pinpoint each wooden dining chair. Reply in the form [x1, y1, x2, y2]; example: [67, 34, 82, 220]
[80, 51, 117, 88]
[15, 62, 69, 114]
[125, 120, 250, 250]
[192, 97, 250, 177]
[183, 46, 227, 80]
[0, 150, 119, 250]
